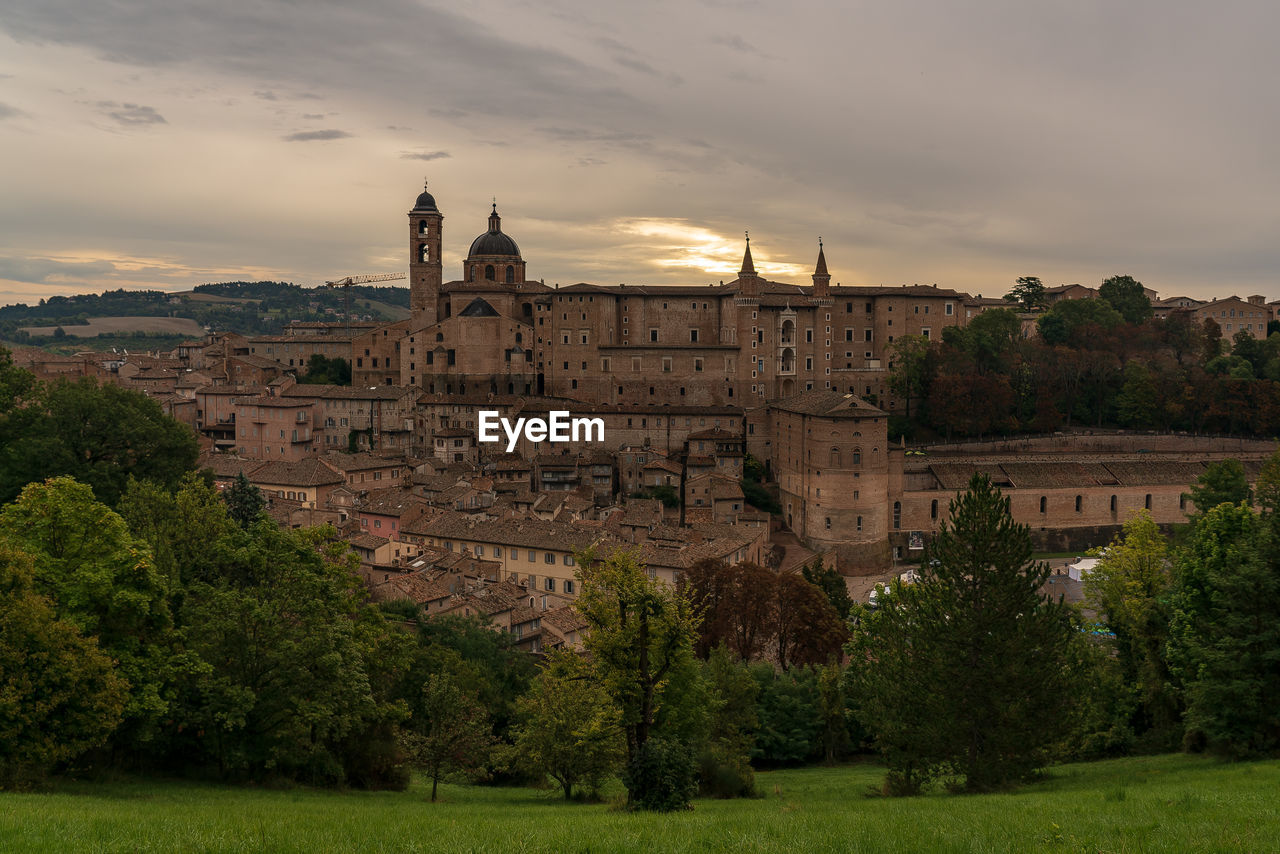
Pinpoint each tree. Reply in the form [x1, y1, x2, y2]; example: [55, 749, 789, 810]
[697, 647, 757, 797]
[801, 559, 854, 621]
[575, 548, 700, 809]
[887, 335, 931, 421]
[1005, 276, 1047, 312]
[505, 651, 623, 800]
[178, 523, 412, 786]
[774, 573, 847, 669]
[1084, 511, 1180, 747]
[222, 471, 266, 528]
[1184, 459, 1251, 516]
[848, 474, 1080, 793]
[1099, 275, 1153, 325]
[0, 477, 176, 744]
[1255, 447, 1280, 516]
[402, 669, 495, 801]
[0, 377, 198, 505]
[299, 354, 352, 385]
[1037, 298, 1124, 346]
[1168, 502, 1280, 757]
[0, 542, 127, 787]
[1116, 361, 1161, 429]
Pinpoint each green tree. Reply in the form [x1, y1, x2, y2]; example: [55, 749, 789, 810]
[178, 523, 411, 785]
[1037, 298, 1125, 346]
[1005, 275, 1048, 311]
[1116, 362, 1161, 429]
[698, 646, 757, 797]
[0, 377, 198, 505]
[887, 334, 931, 421]
[1184, 459, 1251, 516]
[222, 471, 266, 528]
[801, 559, 854, 620]
[751, 665, 823, 765]
[575, 548, 701, 810]
[402, 669, 494, 801]
[1084, 511, 1180, 748]
[848, 474, 1080, 793]
[0, 477, 176, 744]
[1099, 275, 1153, 325]
[505, 651, 623, 800]
[1168, 502, 1280, 757]
[1254, 447, 1280, 516]
[119, 472, 233, 587]
[0, 542, 127, 787]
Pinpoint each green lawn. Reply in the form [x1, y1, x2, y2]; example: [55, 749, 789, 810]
[3, 755, 1278, 852]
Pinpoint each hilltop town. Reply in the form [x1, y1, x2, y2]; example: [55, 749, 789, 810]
[8, 182, 1278, 641]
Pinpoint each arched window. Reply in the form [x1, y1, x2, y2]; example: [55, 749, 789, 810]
[852, 448, 862, 465]
[1075, 495, 1083, 513]
[505, 265, 515, 283]
[930, 499, 938, 520]
[419, 244, 429, 263]
[893, 501, 901, 529]
[830, 447, 841, 467]
[485, 264, 495, 280]
[1110, 495, 1117, 514]
[418, 220, 428, 235]
[1039, 496, 1047, 514]
[1145, 494, 1152, 510]
[436, 332, 444, 342]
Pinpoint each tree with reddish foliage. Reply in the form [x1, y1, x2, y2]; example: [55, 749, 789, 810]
[774, 574, 847, 670]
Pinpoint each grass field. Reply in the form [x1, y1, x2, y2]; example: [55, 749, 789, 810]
[2, 754, 1278, 852]
[19, 316, 206, 337]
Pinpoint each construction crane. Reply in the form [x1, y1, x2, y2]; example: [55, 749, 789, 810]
[323, 272, 407, 336]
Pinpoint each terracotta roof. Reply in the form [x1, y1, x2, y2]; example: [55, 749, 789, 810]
[771, 390, 885, 418]
[250, 459, 344, 488]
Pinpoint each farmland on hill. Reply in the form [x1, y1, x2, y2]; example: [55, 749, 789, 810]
[0, 281, 411, 347]
[2, 755, 1276, 853]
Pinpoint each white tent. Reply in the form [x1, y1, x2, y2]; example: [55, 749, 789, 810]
[1066, 558, 1100, 582]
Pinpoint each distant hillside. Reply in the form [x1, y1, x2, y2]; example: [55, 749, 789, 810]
[0, 281, 411, 348]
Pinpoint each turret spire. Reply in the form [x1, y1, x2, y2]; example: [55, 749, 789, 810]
[739, 231, 756, 277]
[812, 237, 830, 296]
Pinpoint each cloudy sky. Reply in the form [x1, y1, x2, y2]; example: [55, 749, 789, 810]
[1, 0, 1278, 305]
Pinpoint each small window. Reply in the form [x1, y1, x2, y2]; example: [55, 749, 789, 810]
[1039, 496, 1047, 514]
[1075, 495, 1082, 513]
[893, 502, 901, 530]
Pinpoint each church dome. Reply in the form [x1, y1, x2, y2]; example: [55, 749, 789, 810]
[469, 230, 520, 257]
[468, 204, 520, 257]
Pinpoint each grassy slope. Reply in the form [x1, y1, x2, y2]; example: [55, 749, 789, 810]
[3, 755, 1279, 852]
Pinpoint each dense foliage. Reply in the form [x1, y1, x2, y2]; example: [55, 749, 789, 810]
[889, 278, 1280, 440]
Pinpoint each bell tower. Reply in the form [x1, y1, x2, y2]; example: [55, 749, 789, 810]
[409, 180, 443, 327]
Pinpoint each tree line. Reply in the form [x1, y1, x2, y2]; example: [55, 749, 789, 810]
[888, 275, 1280, 440]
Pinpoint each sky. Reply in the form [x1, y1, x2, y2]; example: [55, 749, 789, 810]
[1, 0, 1278, 305]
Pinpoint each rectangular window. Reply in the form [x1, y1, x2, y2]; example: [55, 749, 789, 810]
[650, 328, 659, 342]
[689, 329, 699, 343]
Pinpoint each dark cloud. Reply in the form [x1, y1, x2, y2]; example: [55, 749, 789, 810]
[0, 102, 23, 119]
[0, 255, 117, 283]
[399, 150, 450, 161]
[282, 128, 351, 142]
[97, 101, 165, 125]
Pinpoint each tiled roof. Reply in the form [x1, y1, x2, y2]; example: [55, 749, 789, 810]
[250, 459, 344, 487]
[771, 390, 885, 418]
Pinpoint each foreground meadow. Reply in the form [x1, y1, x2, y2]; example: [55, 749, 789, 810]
[2, 754, 1278, 853]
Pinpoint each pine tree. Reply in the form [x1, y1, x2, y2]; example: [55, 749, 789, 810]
[849, 473, 1079, 793]
[223, 471, 265, 528]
